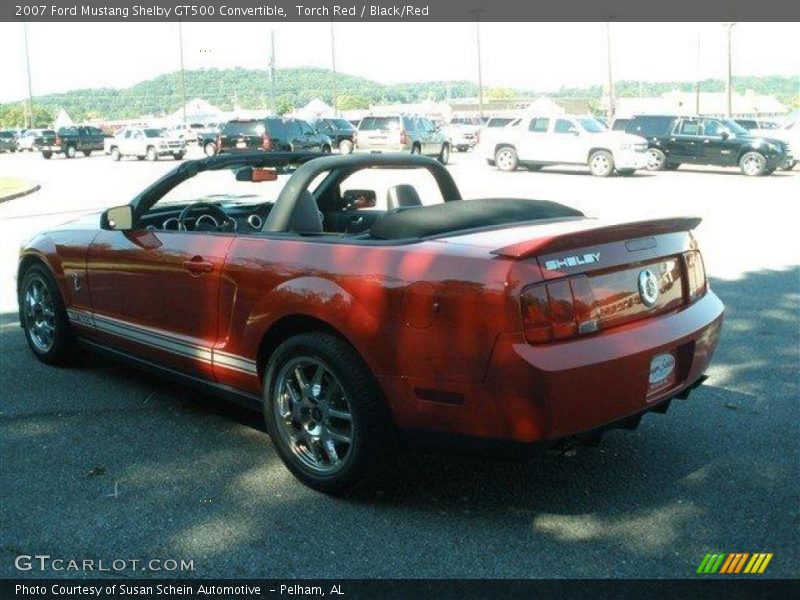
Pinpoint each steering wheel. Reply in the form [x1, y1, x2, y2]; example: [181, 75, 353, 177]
[177, 202, 235, 232]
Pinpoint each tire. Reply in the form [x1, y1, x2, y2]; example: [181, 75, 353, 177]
[494, 146, 518, 172]
[588, 150, 615, 177]
[65, 145, 77, 159]
[173, 152, 185, 161]
[616, 168, 636, 176]
[410, 144, 421, 155]
[263, 332, 395, 495]
[524, 164, 543, 171]
[137, 156, 145, 161]
[780, 160, 797, 172]
[110, 147, 121, 161]
[146, 146, 158, 161]
[438, 143, 450, 165]
[321, 144, 332, 154]
[18, 263, 75, 365]
[82, 150, 91, 157]
[739, 151, 766, 176]
[456, 145, 468, 153]
[486, 159, 496, 167]
[665, 163, 681, 171]
[42, 151, 52, 160]
[204, 142, 217, 157]
[645, 148, 667, 171]
[338, 139, 354, 155]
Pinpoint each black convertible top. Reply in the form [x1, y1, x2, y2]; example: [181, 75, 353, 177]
[369, 198, 584, 240]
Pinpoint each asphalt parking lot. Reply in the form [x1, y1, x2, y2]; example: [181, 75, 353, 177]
[0, 148, 798, 578]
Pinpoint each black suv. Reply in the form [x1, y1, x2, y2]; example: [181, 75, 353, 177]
[0, 130, 17, 153]
[310, 118, 356, 154]
[624, 115, 791, 176]
[216, 118, 332, 155]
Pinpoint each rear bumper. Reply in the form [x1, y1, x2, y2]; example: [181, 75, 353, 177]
[381, 290, 723, 445]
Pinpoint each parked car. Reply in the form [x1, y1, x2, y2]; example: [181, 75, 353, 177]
[36, 126, 108, 159]
[0, 130, 17, 153]
[197, 125, 222, 156]
[310, 118, 356, 154]
[16, 129, 50, 152]
[354, 114, 450, 163]
[443, 115, 482, 152]
[217, 118, 332, 155]
[105, 127, 186, 161]
[17, 152, 722, 494]
[624, 115, 792, 175]
[480, 114, 649, 176]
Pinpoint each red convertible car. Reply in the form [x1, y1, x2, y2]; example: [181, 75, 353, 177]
[18, 153, 723, 493]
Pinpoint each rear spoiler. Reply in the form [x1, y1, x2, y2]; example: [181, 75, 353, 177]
[491, 217, 702, 259]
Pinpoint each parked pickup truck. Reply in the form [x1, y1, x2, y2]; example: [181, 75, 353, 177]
[36, 126, 107, 159]
[105, 127, 186, 161]
[480, 114, 649, 176]
[443, 115, 482, 152]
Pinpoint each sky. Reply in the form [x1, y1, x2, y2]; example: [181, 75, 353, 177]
[0, 22, 798, 103]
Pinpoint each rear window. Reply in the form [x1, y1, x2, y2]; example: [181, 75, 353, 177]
[222, 121, 264, 136]
[627, 116, 676, 137]
[359, 117, 400, 131]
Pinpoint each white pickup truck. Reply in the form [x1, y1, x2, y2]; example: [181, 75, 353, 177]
[479, 114, 649, 176]
[105, 127, 186, 161]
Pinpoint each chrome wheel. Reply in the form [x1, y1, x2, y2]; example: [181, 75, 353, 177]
[590, 153, 611, 175]
[23, 276, 56, 352]
[646, 148, 665, 170]
[495, 148, 516, 171]
[273, 357, 354, 475]
[741, 152, 765, 176]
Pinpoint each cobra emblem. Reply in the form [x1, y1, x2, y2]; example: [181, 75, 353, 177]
[638, 269, 659, 307]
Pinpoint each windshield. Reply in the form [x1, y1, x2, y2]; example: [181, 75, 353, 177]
[144, 128, 165, 138]
[577, 118, 607, 133]
[720, 119, 749, 136]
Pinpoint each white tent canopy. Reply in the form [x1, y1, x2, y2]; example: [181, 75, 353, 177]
[53, 107, 74, 129]
[292, 98, 335, 120]
[168, 98, 224, 124]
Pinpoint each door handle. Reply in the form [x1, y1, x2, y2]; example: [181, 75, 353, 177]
[183, 256, 214, 274]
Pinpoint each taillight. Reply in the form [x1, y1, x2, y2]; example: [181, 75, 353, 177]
[399, 130, 408, 145]
[261, 133, 271, 150]
[683, 250, 707, 302]
[521, 275, 599, 344]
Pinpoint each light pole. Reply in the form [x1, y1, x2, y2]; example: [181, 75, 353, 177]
[178, 22, 187, 124]
[330, 22, 338, 116]
[22, 22, 34, 128]
[724, 22, 737, 117]
[471, 10, 484, 119]
[269, 30, 277, 114]
[695, 32, 701, 114]
[606, 21, 615, 121]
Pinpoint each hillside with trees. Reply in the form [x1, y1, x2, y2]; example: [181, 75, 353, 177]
[0, 67, 796, 127]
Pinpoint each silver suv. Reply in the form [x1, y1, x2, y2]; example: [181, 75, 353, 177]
[354, 115, 450, 164]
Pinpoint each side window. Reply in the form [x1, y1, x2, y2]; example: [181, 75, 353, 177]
[528, 118, 549, 133]
[554, 119, 577, 134]
[678, 120, 701, 136]
[123, 130, 132, 139]
[299, 121, 314, 135]
[702, 119, 724, 137]
[422, 118, 435, 132]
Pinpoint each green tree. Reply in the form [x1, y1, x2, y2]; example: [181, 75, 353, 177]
[337, 94, 371, 110]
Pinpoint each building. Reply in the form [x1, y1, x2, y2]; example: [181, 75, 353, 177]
[611, 90, 787, 119]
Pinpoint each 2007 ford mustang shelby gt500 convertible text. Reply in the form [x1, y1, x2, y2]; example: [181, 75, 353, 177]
[18, 153, 723, 493]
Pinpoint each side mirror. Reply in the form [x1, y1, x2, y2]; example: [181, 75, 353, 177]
[101, 205, 133, 231]
[342, 189, 377, 210]
[571, 129, 580, 136]
[720, 131, 730, 140]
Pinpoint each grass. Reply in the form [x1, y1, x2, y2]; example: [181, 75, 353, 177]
[0, 177, 34, 199]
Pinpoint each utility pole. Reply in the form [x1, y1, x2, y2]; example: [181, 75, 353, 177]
[471, 10, 484, 119]
[724, 23, 737, 117]
[695, 32, 701, 114]
[178, 22, 187, 124]
[22, 22, 34, 128]
[330, 22, 338, 116]
[606, 22, 615, 121]
[269, 30, 277, 114]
